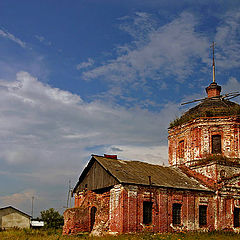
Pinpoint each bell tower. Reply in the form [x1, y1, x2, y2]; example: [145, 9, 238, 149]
[168, 42, 240, 181]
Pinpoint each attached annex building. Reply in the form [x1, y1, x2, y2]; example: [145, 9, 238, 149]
[63, 80, 240, 234]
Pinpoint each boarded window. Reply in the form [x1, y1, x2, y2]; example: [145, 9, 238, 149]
[212, 135, 221, 154]
[199, 205, 207, 227]
[172, 203, 181, 226]
[234, 208, 240, 228]
[143, 201, 153, 225]
[178, 140, 184, 158]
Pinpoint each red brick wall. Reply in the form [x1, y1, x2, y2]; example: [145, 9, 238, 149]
[64, 184, 239, 235]
[63, 190, 110, 235]
[63, 207, 89, 234]
[168, 117, 240, 166]
[109, 185, 215, 233]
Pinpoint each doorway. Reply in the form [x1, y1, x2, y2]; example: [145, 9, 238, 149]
[90, 206, 97, 231]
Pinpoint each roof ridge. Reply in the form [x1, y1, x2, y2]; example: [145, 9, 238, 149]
[93, 154, 167, 167]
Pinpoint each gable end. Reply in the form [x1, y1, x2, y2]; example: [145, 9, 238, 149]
[74, 157, 119, 193]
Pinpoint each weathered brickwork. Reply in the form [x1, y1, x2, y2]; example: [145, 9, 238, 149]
[168, 116, 240, 166]
[64, 184, 217, 234]
[63, 191, 110, 235]
[64, 166, 240, 234]
[189, 162, 240, 181]
[117, 185, 215, 233]
[63, 82, 240, 235]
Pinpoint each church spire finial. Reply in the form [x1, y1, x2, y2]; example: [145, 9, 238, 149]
[206, 42, 221, 98]
[210, 41, 216, 83]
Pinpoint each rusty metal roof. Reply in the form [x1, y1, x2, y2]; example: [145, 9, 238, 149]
[88, 155, 211, 191]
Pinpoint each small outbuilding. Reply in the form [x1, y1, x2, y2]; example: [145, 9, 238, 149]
[30, 219, 44, 228]
[0, 206, 31, 229]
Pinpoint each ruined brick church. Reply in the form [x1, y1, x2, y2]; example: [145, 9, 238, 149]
[63, 47, 240, 235]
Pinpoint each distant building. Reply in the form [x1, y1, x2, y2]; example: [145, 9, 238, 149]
[63, 45, 240, 235]
[30, 219, 44, 228]
[0, 206, 31, 229]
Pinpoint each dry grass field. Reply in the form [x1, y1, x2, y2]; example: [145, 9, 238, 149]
[0, 229, 240, 240]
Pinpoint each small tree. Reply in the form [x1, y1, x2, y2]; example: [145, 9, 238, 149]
[40, 208, 64, 229]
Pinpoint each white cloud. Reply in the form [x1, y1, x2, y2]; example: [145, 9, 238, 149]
[79, 10, 240, 104]
[0, 71, 178, 184]
[35, 35, 45, 42]
[2, 71, 82, 105]
[76, 58, 94, 70]
[214, 11, 240, 69]
[105, 145, 168, 165]
[0, 189, 55, 216]
[0, 189, 36, 213]
[0, 71, 180, 214]
[82, 12, 209, 86]
[2, 73, 240, 214]
[35, 35, 52, 46]
[0, 29, 26, 48]
[222, 77, 240, 103]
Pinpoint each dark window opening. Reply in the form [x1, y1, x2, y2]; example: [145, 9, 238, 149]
[172, 203, 181, 226]
[199, 205, 207, 227]
[220, 170, 226, 178]
[178, 140, 184, 158]
[212, 135, 221, 154]
[90, 207, 97, 231]
[93, 186, 112, 194]
[143, 201, 153, 225]
[234, 207, 240, 228]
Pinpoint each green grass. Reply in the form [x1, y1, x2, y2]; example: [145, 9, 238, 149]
[0, 229, 239, 240]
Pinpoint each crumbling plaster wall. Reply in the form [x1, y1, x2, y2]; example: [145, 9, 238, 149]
[168, 117, 240, 166]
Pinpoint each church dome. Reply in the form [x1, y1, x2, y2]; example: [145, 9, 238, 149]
[170, 98, 240, 128]
[170, 83, 240, 128]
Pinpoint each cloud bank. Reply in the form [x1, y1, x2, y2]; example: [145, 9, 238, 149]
[1, 8, 240, 215]
[79, 10, 240, 105]
[0, 71, 179, 213]
[82, 12, 209, 88]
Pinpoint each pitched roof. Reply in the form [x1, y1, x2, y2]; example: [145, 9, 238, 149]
[74, 155, 212, 192]
[178, 165, 216, 190]
[0, 206, 31, 218]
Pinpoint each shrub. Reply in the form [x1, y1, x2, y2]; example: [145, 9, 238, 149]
[40, 208, 64, 229]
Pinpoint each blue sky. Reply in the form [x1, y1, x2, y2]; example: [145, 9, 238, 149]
[1, 0, 240, 216]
